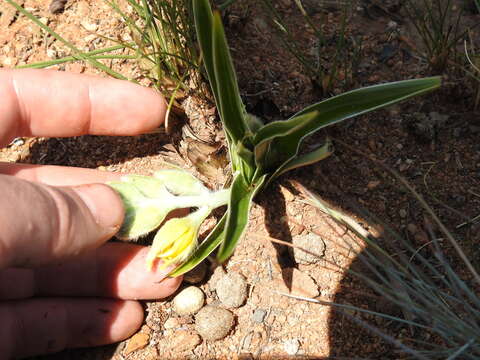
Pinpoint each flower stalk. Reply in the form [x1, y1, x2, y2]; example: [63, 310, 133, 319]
[107, 169, 229, 269]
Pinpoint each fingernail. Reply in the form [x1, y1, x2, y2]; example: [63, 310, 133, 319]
[74, 184, 124, 234]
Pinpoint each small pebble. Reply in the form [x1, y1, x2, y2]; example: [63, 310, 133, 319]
[195, 306, 234, 341]
[252, 309, 267, 324]
[399, 209, 407, 218]
[289, 233, 326, 264]
[184, 261, 207, 284]
[283, 339, 300, 355]
[169, 330, 201, 352]
[173, 286, 205, 316]
[124, 332, 150, 355]
[216, 272, 248, 308]
[163, 317, 180, 330]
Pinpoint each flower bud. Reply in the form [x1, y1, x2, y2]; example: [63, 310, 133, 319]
[146, 207, 210, 270]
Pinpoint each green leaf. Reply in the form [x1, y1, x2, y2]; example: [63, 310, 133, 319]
[268, 138, 333, 185]
[169, 213, 227, 277]
[253, 111, 319, 168]
[252, 111, 319, 145]
[212, 12, 248, 144]
[291, 77, 441, 133]
[193, 0, 218, 102]
[271, 77, 441, 168]
[217, 173, 267, 262]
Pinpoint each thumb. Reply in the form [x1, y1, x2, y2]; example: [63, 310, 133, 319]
[0, 175, 124, 268]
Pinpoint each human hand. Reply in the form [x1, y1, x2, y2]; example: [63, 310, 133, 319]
[0, 69, 182, 359]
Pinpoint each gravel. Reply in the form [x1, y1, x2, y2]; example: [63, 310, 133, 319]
[215, 271, 248, 308]
[195, 306, 235, 341]
[252, 309, 268, 324]
[289, 233, 326, 264]
[172, 286, 205, 316]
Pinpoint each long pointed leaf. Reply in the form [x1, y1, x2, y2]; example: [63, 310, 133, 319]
[252, 111, 319, 145]
[193, 0, 219, 102]
[212, 12, 248, 144]
[291, 77, 441, 130]
[253, 111, 319, 168]
[268, 138, 333, 184]
[272, 77, 441, 167]
[217, 173, 267, 262]
[169, 213, 227, 277]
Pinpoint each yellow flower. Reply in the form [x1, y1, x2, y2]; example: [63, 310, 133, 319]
[146, 208, 209, 270]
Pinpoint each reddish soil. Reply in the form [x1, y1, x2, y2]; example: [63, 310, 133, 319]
[1, 0, 479, 359]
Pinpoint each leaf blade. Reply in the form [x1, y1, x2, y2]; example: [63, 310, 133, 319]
[272, 77, 441, 167]
[217, 173, 267, 263]
[212, 11, 248, 144]
[267, 138, 333, 185]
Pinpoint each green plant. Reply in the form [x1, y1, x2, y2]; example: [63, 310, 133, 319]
[261, 0, 362, 93]
[402, 0, 468, 73]
[109, 0, 440, 275]
[106, 0, 200, 99]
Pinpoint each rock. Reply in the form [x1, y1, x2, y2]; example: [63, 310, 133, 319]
[399, 209, 407, 218]
[169, 330, 201, 352]
[184, 261, 207, 284]
[80, 20, 98, 32]
[49, 0, 68, 14]
[289, 233, 325, 265]
[216, 272, 248, 308]
[195, 306, 235, 341]
[163, 317, 180, 330]
[124, 332, 150, 355]
[252, 309, 267, 324]
[173, 286, 205, 316]
[283, 339, 300, 355]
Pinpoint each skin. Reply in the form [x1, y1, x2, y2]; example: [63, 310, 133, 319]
[0, 69, 183, 359]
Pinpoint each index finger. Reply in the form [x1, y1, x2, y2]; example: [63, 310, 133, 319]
[0, 69, 166, 147]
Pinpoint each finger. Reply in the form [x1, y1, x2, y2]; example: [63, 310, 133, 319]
[0, 175, 123, 269]
[0, 298, 143, 358]
[0, 243, 182, 300]
[0, 162, 125, 186]
[0, 69, 166, 146]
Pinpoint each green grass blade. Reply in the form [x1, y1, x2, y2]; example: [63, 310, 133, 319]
[217, 173, 267, 263]
[169, 213, 227, 277]
[18, 54, 136, 69]
[5, 0, 127, 80]
[212, 11, 248, 143]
